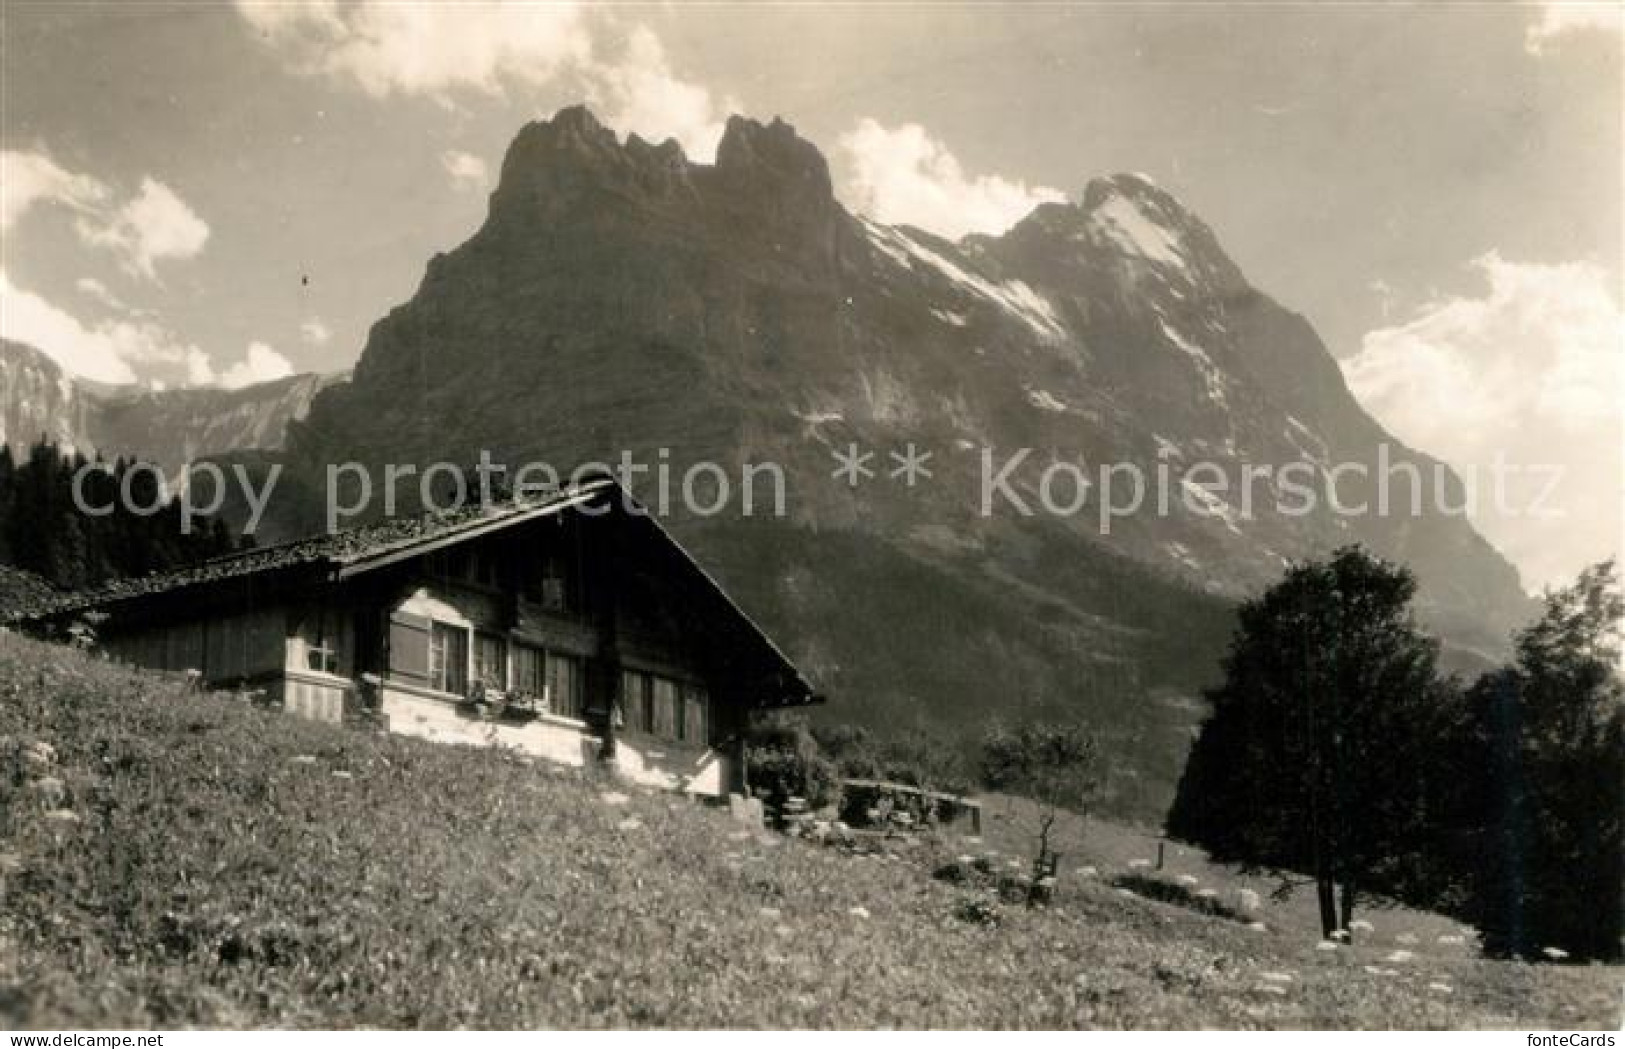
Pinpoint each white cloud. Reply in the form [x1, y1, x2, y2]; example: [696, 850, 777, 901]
[300, 317, 332, 346]
[0, 269, 212, 386]
[587, 27, 731, 161]
[1, 150, 108, 231]
[837, 119, 1066, 240]
[236, 4, 732, 161]
[440, 150, 490, 191]
[1526, 1, 1623, 54]
[234, 1, 591, 100]
[75, 178, 210, 279]
[1344, 253, 1623, 592]
[217, 341, 296, 389]
[4, 151, 208, 280]
[75, 276, 129, 313]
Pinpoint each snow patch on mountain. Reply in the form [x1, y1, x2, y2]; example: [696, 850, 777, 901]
[862, 220, 1066, 341]
[1181, 478, 1244, 534]
[1156, 319, 1228, 407]
[1087, 192, 1188, 271]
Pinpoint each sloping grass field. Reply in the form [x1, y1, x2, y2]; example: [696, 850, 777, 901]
[0, 633, 1617, 1029]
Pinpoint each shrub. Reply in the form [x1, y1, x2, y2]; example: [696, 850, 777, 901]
[953, 896, 1002, 929]
[744, 715, 840, 810]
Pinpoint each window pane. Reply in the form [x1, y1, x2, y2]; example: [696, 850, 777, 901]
[682, 685, 707, 745]
[514, 643, 544, 698]
[474, 633, 506, 690]
[431, 623, 468, 696]
[547, 652, 581, 717]
[651, 677, 679, 738]
[620, 670, 651, 732]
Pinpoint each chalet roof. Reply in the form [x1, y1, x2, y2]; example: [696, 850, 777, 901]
[3, 480, 615, 624]
[5, 476, 818, 707]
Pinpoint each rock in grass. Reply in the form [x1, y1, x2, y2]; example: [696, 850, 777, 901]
[30, 775, 65, 807]
[1385, 950, 1414, 963]
[598, 791, 630, 806]
[24, 740, 56, 771]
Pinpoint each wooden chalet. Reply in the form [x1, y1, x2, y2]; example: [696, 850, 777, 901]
[9, 477, 819, 795]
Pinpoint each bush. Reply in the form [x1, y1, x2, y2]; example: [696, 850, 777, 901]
[744, 715, 840, 809]
[952, 896, 1002, 928]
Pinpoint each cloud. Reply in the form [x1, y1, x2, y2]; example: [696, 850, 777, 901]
[837, 119, 1066, 239]
[440, 150, 490, 191]
[1344, 252, 1623, 592]
[1, 150, 109, 231]
[4, 151, 208, 280]
[75, 276, 129, 313]
[236, 4, 731, 160]
[300, 317, 332, 346]
[1526, 1, 1623, 54]
[587, 27, 732, 161]
[75, 178, 210, 279]
[0, 270, 210, 386]
[234, 1, 591, 100]
[216, 341, 296, 389]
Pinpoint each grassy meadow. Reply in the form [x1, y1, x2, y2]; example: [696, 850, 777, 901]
[0, 633, 1617, 1029]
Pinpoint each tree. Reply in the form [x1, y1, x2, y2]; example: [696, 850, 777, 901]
[1458, 562, 1624, 960]
[0, 441, 241, 593]
[1167, 546, 1453, 940]
[981, 720, 1102, 905]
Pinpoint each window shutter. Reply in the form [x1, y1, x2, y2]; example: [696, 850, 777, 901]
[388, 610, 431, 684]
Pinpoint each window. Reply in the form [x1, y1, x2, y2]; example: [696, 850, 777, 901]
[682, 683, 708, 745]
[650, 676, 679, 739]
[513, 642, 545, 699]
[428, 623, 468, 696]
[525, 550, 573, 612]
[473, 633, 506, 691]
[622, 671, 706, 744]
[621, 670, 651, 732]
[546, 652, 582, 718]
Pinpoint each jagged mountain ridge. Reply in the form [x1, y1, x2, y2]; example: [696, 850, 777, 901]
[236, 108, 1541, 814]
[0, 339, 345, 477]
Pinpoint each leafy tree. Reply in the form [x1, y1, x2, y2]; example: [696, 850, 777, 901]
[1457, 562, 1624, 961]
[981, 720, 1102, 904]
[1167, 546, 1453, 940]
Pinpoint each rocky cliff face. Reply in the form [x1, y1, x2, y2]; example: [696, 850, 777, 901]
[0, 339, 343, 477]
[0, 340, 95, 454]
[281, 107, 1529, 815]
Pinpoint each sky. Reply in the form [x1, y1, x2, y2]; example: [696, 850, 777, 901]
[0, 1, 1620, 590]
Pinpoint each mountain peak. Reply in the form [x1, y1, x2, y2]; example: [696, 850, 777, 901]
[715, 114, 833, 201]
[1069, 173, 1247, 293]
